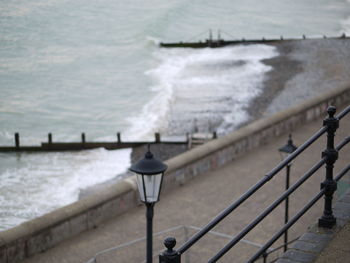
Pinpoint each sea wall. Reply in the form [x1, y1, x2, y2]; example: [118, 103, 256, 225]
[0, 85, 349, 263]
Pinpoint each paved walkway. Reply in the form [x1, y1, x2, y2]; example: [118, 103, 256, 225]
[22, 109, 350, 263]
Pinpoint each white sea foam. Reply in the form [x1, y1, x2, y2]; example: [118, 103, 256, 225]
[124, 49, 181, 140]
[338, 0, 350, 35]
[340, 17, 350, 35]
[124, 86, 174, 140]
[0, 148, 131, 230]
[126, 45, 278, 137]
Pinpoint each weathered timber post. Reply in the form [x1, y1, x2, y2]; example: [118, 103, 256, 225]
[319, 106, 338, 228]
[81, 133, 86, 144]
[159, 237, 181, 263]
[155, 133, 161, 143]
[14, 133, 20, 149]
[187, 134, 192, 150]
[48, 133, 52, 144]
[117, 132, 121, 143]
[186, 133, 189, 143]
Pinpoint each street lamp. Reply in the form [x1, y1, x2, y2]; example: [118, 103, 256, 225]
[278, 134, 297, 252]
[129, 145, 168, 263]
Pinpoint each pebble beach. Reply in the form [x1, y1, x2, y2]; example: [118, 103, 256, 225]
[254, 38, 350, 118]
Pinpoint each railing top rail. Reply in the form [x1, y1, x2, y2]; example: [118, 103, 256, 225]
[208, 133, 350, 262]
[208, 155, 326, 262]
[265, 126, 326, 180]
[269, 105, 349, 178]
[337, 105, 350, 120]
[248, 162, 350, 263]
[177, 123, 327, 254]
[176, 106, 350, 256]
[248, 189, 326, 263]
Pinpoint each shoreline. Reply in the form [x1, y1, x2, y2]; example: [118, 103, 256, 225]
[80, 38, 350, 199]
[247, 41, 303, 121]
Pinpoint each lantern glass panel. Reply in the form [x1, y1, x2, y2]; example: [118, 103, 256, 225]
[136, 173, 163, 203]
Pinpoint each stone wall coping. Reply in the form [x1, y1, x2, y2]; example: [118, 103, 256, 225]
[165, 85, 350, 173]
[0, 179, 133, 244]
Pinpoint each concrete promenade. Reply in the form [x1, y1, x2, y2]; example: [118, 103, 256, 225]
[21, 108, 350, 263]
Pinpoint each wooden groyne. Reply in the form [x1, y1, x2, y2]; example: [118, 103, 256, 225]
[160, 32, 349, 48]
[0, 132, 217, 152]
[160, 37, 280, 48]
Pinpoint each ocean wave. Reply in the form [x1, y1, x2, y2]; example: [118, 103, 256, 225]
[129, 44, 278, 137]
[0, 148, 131, 230]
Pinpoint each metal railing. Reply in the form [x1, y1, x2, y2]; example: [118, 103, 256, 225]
[159, 105, 350, 263]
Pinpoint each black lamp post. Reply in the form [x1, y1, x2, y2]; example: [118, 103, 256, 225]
[278, 134, 297, 252]
[129, 145, 168, 263]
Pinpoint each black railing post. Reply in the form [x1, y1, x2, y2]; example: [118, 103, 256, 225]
[155, 133, 161, 143]
[159, 237, 181, 263]
[262, 251, 268, 263]
[48, 133, 52, 144]
[284, 163, 291, 252]
[318, 106, 338, 228]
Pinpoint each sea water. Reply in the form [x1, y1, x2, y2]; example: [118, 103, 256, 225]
[1, 0, 350, 229]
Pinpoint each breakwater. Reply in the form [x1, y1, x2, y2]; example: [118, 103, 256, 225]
[0, 132, 216, 152]
[159, 34, 348, 48]
[0, 85, 349, 263]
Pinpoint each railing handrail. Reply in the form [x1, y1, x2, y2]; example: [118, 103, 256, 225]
[177, 125, 327, 253]
[208, 135, 349, 262]
[208, 159, 325, 262]
[248, 163, 350, 263]
[176, 106, 349, 255]
[159, 105, 350, 263]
